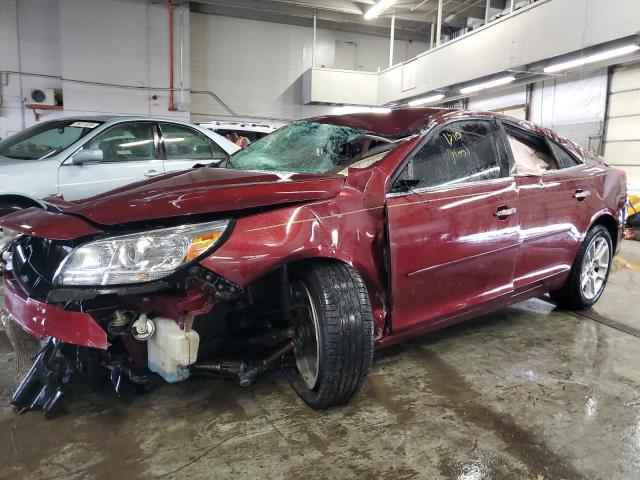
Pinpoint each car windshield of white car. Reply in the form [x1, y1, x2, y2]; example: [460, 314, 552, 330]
[0, 119, 103, 160]
[225, 121, 381, 174]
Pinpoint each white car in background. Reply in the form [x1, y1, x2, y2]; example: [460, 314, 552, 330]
[198, 120, 280, 144]
[0, 116, 240, 215]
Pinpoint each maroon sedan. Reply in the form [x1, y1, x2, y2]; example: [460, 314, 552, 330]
[0, 108, 626, 416]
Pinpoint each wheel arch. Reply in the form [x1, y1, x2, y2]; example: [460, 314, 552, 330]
[251, 251, 387, 337]
[0, 194, 45, 210]
[590, 212, 620, 251]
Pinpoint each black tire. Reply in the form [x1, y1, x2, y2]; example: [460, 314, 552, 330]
[288, 262, 374, 409]
[550, 225, 613, 310]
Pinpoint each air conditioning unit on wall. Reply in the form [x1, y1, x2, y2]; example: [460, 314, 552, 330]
[29, 88, 60, 106]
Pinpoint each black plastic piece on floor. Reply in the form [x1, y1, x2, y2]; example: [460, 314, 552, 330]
[10, 338, 74, 418]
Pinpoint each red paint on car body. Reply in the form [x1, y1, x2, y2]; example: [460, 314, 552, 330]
[3, 273, 108, 349]
[1, 207, 102, 240]
[45, 168, 346, 225]
[1, 108, 626, 349]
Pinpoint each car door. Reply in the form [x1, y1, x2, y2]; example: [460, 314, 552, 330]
[386, 119, 519, 334]
[505, 123, 595, 295]
[158, 122, 229, 173]
[58, 121, 164, 201]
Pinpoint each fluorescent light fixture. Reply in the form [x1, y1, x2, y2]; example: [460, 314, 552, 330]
[460, 75, 515, 94]
[408, 94, 445, 107]
[333, 105, 392, 114]
[364, 0, 397, 19]
[544, 44, 640, 73]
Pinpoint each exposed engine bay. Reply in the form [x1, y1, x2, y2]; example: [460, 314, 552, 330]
[3, 234, 314, 417]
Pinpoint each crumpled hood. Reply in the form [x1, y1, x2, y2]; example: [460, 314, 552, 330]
[41, 167, 345, 226]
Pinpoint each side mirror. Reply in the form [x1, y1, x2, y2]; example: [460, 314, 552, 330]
[209, 157, 226, 167]
[71, 149, 103, 165]
[391, 178, 421, 193]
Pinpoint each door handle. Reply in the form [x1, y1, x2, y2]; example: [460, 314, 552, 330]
[144, 169, 161, 178]
[494, 206, 517, 219]
[573, 189, 590, 201]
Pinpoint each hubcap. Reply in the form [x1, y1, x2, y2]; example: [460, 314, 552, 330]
[580, 236, 610, 300]
[292, 282, 321, 390]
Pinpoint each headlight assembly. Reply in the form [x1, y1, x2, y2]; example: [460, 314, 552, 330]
[54, 220, 230, 286]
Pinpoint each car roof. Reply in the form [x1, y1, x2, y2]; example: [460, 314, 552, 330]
[199, 121, 277, 130]
[42, 115, 210, 125]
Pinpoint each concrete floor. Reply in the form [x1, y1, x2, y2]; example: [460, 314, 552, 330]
[0, 242, 639, 480]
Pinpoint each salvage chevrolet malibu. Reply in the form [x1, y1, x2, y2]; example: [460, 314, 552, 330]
[0, 108, 627, 416]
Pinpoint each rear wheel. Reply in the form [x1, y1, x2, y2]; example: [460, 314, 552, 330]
[550, 225, 612, 309]
[288, 262, 374, 409]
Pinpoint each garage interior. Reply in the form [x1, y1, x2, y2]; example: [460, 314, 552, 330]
[1, 0, 640, 479]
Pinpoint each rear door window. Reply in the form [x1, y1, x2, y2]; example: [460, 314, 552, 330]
[503, 124, 558, 175]
[399, 120, 507, 190]
[160, 123, 227, 160]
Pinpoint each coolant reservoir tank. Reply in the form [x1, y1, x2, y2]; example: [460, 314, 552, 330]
[147, 317, 199, 383]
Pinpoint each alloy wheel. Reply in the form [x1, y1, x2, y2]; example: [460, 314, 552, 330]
[292, 281, 321, 390]
[580, 236, 610, 300]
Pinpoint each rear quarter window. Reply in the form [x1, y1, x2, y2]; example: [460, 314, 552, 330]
[548, 141, 582, 169]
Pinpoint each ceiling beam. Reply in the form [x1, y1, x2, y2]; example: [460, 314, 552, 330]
[191, 1, 431, 40]
[191, 0, 435, 36]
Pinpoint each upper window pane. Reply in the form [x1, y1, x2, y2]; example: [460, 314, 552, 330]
[83, 122, 155, 162]
[160, 123, 226, 160]
[410, 120, 503, 189]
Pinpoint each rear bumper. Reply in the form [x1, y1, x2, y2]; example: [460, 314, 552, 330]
[3, 273, 108, 349]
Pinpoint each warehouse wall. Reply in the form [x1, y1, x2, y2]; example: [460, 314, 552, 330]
[0, 0, 189, 139]
[0, 0, 61, 138]
[465, 70, 608, 154]
[530, 69, 607, 153]
[190, 13, 427, 122]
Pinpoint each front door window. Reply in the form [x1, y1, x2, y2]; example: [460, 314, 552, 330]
[396, 120, 507, 190]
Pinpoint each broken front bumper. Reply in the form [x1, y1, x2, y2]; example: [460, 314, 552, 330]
[3, 273, 108, 350]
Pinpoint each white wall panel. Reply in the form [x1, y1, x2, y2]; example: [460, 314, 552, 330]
[605, 117, 640, 142]
[467, 85, 526, 112]
[604, 142, 640, 166]
[610, 66, 640, 93]
[605, 64, 640, 193]
[303, 69, 377, 105]
[530, 69, 607, 150]
[0, 0, 189, 139]
[59, 0, 189, 120]
[608, 90, 640, 117]
[190, 13, 426, 121]
[0, 0, 62, 138]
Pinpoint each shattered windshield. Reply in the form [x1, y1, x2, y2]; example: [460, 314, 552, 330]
[225, 121, 371, 174]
